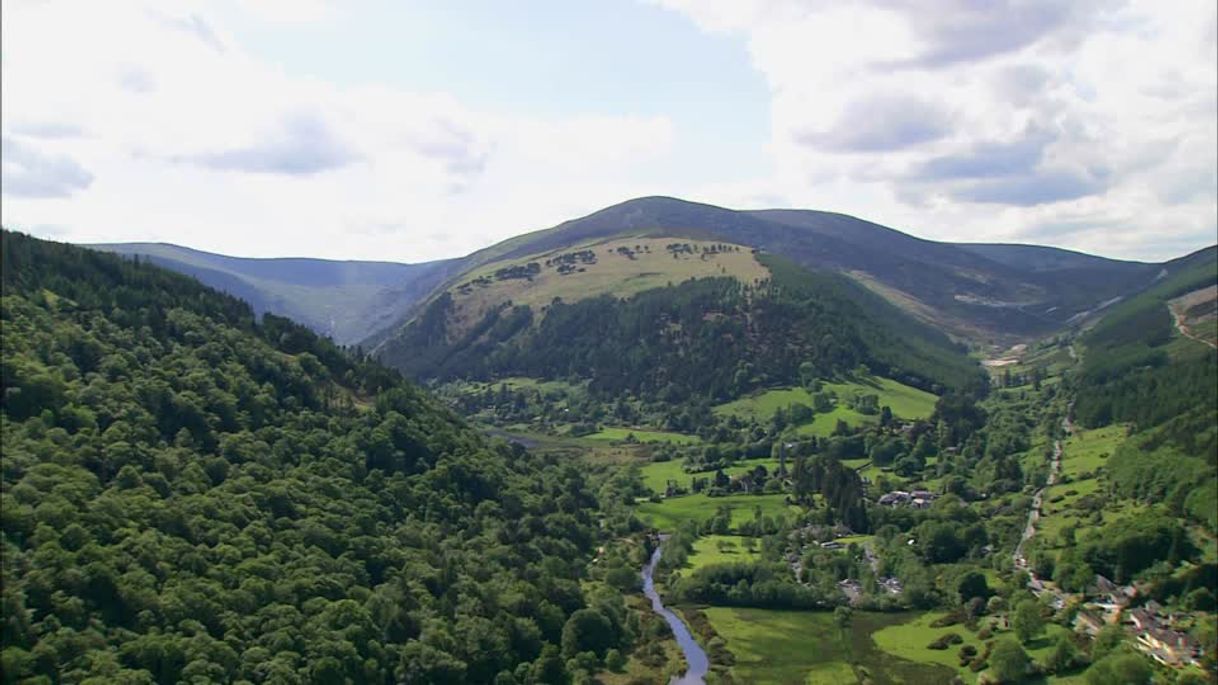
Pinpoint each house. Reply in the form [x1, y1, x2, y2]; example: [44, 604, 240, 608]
[878, 491, 911, 506]
[1075, 610, 1105, 636]
[1126, 608, 1155, 631]
[1136, 626, 1202, 667]
[878, 489, 937, 508]
[1093, 574, 1119, 596]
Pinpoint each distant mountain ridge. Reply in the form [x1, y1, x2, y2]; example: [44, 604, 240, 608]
[85, 197, 1210, 349]
[91, 242, 459, 345]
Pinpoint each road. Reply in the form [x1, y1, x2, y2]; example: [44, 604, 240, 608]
[1013, 412, 1071, 570]
[1169, 304, 1218, 351]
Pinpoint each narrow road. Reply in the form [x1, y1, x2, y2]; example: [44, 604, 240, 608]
[1013, 413, 1071, 570]
[1170, 305, 1218, 351]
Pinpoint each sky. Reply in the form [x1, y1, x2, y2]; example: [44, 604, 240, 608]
[2, 0, 1215, 263]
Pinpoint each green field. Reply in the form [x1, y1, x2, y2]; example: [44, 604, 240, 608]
[639, 457, 780, 495]
[702, 608, 957, 684]
[1034, 424, 1139, 548]
[1060, 424, 1126, 479]
[823, 377, 937, 421]
[636, 493, 793, 531]
[464, 376, 585, 395]
[684, 535, 763, 570]
[713, 377, 937, 435]
[585, 427, 701, 445]
[872, 611, 1072, 684]
[795, 404, 878, 437]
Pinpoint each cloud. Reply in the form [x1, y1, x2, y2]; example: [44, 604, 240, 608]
[655, 0, 1217, 260]
[180, 112, 360, 175]
[150, 10, 225, 52]
[0, 0, 675, 262]
[1, 136, 94, 198]
[8, 121, 85, 139]
[911, 130, 1051, 180]
[798, 94, 952, 152]
[951, 168, 1109, 206]
[118, 66, 156, 93]
[892, 0, 1112, 67]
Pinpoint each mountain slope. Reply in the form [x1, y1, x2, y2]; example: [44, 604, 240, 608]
[376, 240, 984, 401]
[1069, 245, 1218, 530]
[91, 242, 459, 345]
[0, 231, 616, 683]
[373, 197, 1166, 348]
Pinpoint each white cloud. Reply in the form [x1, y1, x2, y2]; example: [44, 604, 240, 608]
[0, 0, 675, 261]
[655, 0, 1217, 260]
[1, 0, 1212, 263]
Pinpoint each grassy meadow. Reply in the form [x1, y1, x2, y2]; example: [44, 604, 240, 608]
[872, 611, 1072, 684]
[585, 426, 701, 445]
[713, 376, 937, 436]
[636, 493, 793, 531]
[683, 534, 763, 570]
[639, 457, 780, 495]
[700, 608, 959, 684]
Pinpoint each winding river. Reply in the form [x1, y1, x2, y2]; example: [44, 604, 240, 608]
[641, 545, 709, 685]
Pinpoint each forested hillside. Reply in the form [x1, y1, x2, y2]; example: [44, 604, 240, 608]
[1071, 247, 1218, 531]
[0, 232, 623, 684]
[377, 253, 982, 402]
[92, 242, 458, 346]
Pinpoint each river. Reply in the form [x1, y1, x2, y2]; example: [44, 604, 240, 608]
[641, 545, 709, 685]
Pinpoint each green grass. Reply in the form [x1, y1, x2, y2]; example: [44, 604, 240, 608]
[713, 377, 937, 436]
[823, 377, 937, 420]
[794, 404, 878, 437]
[702, 608, 957, 684]
[639, 457, 780, 495]
[715, 387, 818, 421]
[487, 376, 584, 394]
[703, 609, 845, 684]
[872, 611, 988, 681]
[585, 427, 700, 445]
[636, 493, 793, 531]
[833, 534, 875, 547]
[1060, 424, 1126, 480]
[685, 535, 762, 570]
[872, 611, 1072, 684]
[1033, 424, 1140, 551]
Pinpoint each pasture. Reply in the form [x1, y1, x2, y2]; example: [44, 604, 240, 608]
[585, 427, 701, 445]
[713, 376, 937, 436]
[684, 535, 762, 570]
[636, 493, 793, 531]
[701, 608, 957, 684]
[639, 457, 780, 495]
[872, 610, 1072, 684]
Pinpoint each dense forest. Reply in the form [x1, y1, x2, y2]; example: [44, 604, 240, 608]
[1071, 253, 1218, 532]
[0, 231, 629, 684]
[379, 254, 982, 403]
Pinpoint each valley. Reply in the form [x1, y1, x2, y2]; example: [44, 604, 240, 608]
[3, 203, 1215, 685]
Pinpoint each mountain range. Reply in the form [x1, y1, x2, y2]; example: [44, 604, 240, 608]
[91, 196, 1211, 353]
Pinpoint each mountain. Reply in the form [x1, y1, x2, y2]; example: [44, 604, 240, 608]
[0, 230, 627, 684]
[366, 197, 1171, 357]
[91, 242, 459, 345]
[87, 198, 1201, 352]
[374, 235, 985, 404]
[366, 197, 1200, 398]
[1069, 244, 1218, 527]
